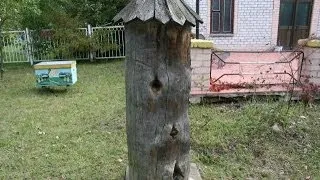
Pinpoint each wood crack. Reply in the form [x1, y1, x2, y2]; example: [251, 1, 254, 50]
[135, 60, 152, 69]
[173, 162, 184, 180]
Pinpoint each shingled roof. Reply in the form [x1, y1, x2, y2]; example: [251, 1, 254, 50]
[113, 0, 203, 26]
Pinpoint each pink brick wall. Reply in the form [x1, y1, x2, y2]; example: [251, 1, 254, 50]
[190, 48, 212, 91]
[301, 47, 320, 85]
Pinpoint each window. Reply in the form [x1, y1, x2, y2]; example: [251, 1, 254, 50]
[211, 0, 234, 34]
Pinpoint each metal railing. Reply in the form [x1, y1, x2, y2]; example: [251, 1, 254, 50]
[0, 25, 125, 64]
[29, 28, 90, 62]
[210, 50, 305, 91]
[1, 30, 29, 63]
[92, 26, 125, 60]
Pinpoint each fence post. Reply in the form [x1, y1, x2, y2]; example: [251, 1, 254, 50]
[87, 24, 94, 61]
[25, 28, 34, 65]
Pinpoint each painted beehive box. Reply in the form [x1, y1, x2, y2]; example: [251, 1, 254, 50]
[34, 61, 77, 87]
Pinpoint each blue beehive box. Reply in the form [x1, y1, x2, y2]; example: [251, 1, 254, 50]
[34, 61, 77, 87]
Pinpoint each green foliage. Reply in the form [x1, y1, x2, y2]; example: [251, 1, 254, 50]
[6, 0, 128, 61]
[0, 0, 129, 69]
[30, 28, 120, 60]
[20, 0, 80, 30]
[0, 0, 40, 78]
[66, 0, 129, 26]
[19, 0, 129, 30]
[0, 0, 20, 29]
[90, 29, 119, 53]
[49, 29, 90, 59]
[0, 0, 40, 30]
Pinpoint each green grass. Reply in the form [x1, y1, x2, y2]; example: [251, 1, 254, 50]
[0, 61, 126, 179]
[190, 102, 320, 179]
[0, 60, 320, 179]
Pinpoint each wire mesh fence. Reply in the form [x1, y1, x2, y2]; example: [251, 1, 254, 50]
[0, 25, 125, 64]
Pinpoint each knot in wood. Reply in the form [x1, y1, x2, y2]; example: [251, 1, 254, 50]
[170, 125, 179, 138]
[150, 78, 163, 94]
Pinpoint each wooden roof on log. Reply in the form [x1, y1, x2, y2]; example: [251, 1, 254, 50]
[113, 0, 203, 26]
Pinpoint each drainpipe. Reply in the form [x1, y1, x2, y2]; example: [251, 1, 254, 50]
[196, 0, 200, 39]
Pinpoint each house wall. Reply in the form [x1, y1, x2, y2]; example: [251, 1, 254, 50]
[185, 0, 320, 51]
[310, 0, 320, 36]
[185, 0, 275, 51]
[185, 0, 196, 11]
[301, 46, 320, 85]
[184, 0, 209, 35]
[316, 1, 320, 36]
[318, 15, 320, 36]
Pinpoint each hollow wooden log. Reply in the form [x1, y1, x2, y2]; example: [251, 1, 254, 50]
[125, 21, 192, 180]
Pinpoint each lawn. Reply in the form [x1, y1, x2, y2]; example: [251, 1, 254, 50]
[0, 60, 319, 179]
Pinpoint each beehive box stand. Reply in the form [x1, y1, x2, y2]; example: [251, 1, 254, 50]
[34, 61, 77, 87]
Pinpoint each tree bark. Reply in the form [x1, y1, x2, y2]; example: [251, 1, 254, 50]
[125, 21, 192, 180]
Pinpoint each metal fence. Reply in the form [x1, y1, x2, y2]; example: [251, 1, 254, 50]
[0, 25, 125, 64]
[92, 26, 125, 60]
[210, 50, 304, 92]
[1, 30, 29, 63]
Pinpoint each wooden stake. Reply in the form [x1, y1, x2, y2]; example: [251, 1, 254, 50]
[114, 1, 202, 179]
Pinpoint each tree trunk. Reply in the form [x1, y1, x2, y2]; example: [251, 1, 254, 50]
[125, 21, 192, 180]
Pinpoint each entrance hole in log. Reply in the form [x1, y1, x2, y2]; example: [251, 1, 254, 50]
[170, 125, 179, 139]
[173, 162, 184, 180]
[150, 76, 163, 94]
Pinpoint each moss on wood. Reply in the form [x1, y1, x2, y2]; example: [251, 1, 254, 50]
[191, 39, 214, 49]
[306, 39, 320, 48]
